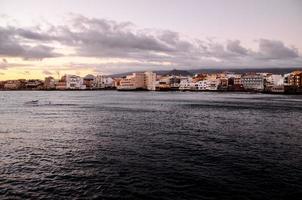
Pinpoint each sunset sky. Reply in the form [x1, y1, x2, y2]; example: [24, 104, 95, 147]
[0, 0, 301, 80]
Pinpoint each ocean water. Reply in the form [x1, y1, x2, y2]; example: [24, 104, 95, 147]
[0, 91, 302, 200]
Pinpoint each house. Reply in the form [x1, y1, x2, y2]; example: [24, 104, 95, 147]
[241, 73, 265, 91]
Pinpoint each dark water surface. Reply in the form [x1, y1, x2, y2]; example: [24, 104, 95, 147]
[0, 91, 302, 200]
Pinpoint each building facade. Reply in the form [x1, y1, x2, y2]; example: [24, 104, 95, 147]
[117, 72, 156, 90]
[144, 71, 156, 91]
[55, 75, 86, 90]
[44, 77, 56, 90]
[241, 74, 265, 91]
[95, 75, 115, 89]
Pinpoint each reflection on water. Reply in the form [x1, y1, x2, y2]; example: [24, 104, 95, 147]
[0, 91, 302, 199]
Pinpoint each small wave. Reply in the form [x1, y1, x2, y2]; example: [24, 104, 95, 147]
[24, 101, 78, 107]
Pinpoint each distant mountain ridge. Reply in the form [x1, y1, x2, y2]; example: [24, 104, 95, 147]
[163, 69, 193, 77]
[110, 67, 302, 78]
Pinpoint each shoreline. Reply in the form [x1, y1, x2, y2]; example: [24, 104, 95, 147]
[0, 89, 301, 95]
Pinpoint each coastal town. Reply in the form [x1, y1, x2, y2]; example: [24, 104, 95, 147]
[0, 69, 301, 94]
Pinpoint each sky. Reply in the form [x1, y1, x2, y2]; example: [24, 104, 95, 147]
[0, 0, 301, 80]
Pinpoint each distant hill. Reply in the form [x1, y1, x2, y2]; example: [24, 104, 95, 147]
[188, 67, 302, 75]
[110, 67, 302, 78]
[163, 69, 193, 77]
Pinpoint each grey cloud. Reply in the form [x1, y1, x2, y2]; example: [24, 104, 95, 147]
[0, 57, 35, 69]
[23, 45, 61, 60]
[16, 28, 57, 41]
[60, 16, 175, 58]
[0, 15, 301, 70]
[226, 40, 248, 55]
[257, 39, 299, 59]
[0, 26, 62, 59]
[0, 27, 24, 57]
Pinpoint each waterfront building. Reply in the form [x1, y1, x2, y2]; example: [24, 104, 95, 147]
[160, 69, 193, 90]
[156, 76, 171, 91]
[283, 73, 291, 86]
[56, 75, 85, 90]
[234, 77, 242, 85]
[196, 80, 208, 90]
[207, 79, 220, 90]
[283, 71, 302, 93]
[144, 71, 157, 91]
[193, 73, 207, 82]
[195, 79, 220, 91]
[127, 72, 145, 89]
[113, 78, 122, 88]
[288, 71, 302, 87]
[226, 73, 242, 84]
[179, 77, 196, 91]
[226, 74, 243, 91]
[241, 73, 265, 91]
[133, 72, 146, 89]
[0, 81, 4, 89]
[4, 80, 22, 90]
[95, 75, 115, 89]
[44, 77, 56, 90]
[56, 76, 67, 90]
[83, 74, 96, 89]
[117, 72, 154, 90]
[218, 77, 228, 90]
[265, 74, 283, 86]
[66, 75, 86, 90]
[117, 77, 137, 90]
[26, 80, 44, 90]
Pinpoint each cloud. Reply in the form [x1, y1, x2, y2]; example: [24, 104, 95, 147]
[0, 58, 32, 69]
[18, 71, 30, 75]
[16, 27, 57, 41]
[59, 15, 177, 58]
[0, 14, 301, 72]
[226, 40, 248, 55]
[42, 70, 53, 75]
[256, 39, 299, 60]
[0, 58, 8, 69]
[0, 26, 62, 59]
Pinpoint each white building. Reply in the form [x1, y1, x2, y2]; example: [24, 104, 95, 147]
[144, 71, 157, 91]
[95, 75, 115, 89]
[196, 79, 220, 91]
[266, 74, 284, 86]
[196, 80, 208, 90]
[241, 74, 265, 91]
[179, 77, 195, 90]
[207, 79, 220, 90]
[264, 74, 284, 93]
[66, 75, 86, 90]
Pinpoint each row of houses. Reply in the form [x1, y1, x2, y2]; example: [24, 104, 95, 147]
[0, 74, 115, 90]
[45, 74, 115, 90]
[0, 70, 301, 93]
[0, 79, 44, 90]
[158, 70, 301, 93]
